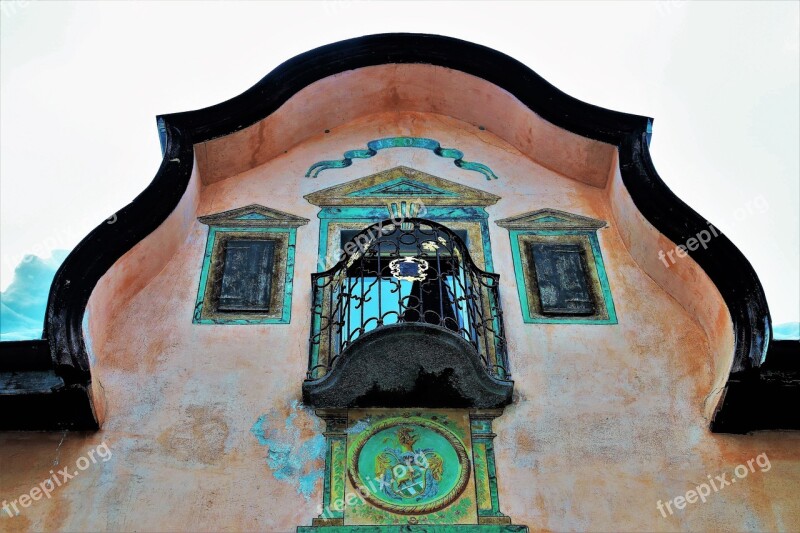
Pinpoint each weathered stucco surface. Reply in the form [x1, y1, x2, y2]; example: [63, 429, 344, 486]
[1, 67, 798, 532]
[194, 65, 616, 188]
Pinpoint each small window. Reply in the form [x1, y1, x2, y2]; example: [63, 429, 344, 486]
[496, 209, 617, 324]
[194, 204, 308, 325]
[218, 239, 275, 312]
[195, 230, 291, 323]
[197, 232, 287, 322]
[529, 243, 595, 316]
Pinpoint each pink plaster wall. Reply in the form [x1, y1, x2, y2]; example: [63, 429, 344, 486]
[1, 82, 796, 532]
[85, 155, 203, 362]
[606, 159, 736, 420]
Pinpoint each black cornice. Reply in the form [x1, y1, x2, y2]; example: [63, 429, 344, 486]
[157, 34, 650, 147]
[619, 132, 771, 374]
[711, 340, 800, 433]
[37, 33, 771, 430]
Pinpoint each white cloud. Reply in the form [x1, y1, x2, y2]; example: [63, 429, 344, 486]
[0, 250, 68, 340]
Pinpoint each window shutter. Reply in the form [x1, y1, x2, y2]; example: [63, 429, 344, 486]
[218, 239, 275, 311]
[530, 243, 595, 316]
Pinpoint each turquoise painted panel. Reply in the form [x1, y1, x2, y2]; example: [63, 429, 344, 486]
[305, 137, 500, 181]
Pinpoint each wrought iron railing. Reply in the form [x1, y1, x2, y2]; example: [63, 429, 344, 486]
[307, 218, 509, 381]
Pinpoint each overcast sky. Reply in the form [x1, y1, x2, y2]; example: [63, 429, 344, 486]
[1, 1, 798, 330]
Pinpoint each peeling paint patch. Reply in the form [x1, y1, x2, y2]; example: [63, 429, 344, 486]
[250, 400, 325, 500]
[687, 426, 703, 448]
[345, 418, 371, 434]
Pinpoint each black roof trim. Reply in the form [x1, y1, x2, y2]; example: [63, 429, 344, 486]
[0, 340, 98, 430]
[711, 340, 800, 433]
[35, 33, 769, 430]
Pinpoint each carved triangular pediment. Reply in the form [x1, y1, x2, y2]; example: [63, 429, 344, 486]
[348, 177, 459, 198]
[198, 204, 309, 228]
[495, 208, 606, 230]
[304, 166, 499, 207]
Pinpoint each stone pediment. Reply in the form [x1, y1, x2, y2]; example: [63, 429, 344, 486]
[495, 208, 606, 231]
[303, 166, 500, 207]
[197, 204, 309, 227]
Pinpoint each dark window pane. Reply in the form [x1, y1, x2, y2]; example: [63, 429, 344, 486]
[530, 243, 594, 316]
[218, 239, 275, 311]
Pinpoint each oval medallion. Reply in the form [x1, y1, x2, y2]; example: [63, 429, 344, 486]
[347, 417, 470, 515]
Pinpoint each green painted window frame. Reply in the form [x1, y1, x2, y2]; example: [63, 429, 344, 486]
[507, 229, 617, 325]
[193, 226, 297, 324]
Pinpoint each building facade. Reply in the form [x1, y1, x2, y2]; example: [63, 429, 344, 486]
[1, 34, 798, 532]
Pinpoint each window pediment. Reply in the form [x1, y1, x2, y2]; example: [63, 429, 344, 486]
[495, 208, 606, 231]
[198, 204, 309, 228]
[303, 166, 500, 207]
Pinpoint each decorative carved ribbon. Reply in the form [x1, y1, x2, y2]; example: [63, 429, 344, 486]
[305, 137, 500, 180]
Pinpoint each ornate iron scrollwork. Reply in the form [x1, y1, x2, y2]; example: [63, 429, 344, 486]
[307, 218, 509, 382]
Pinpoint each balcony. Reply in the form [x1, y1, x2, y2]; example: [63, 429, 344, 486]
[303, 218, 514, 408]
